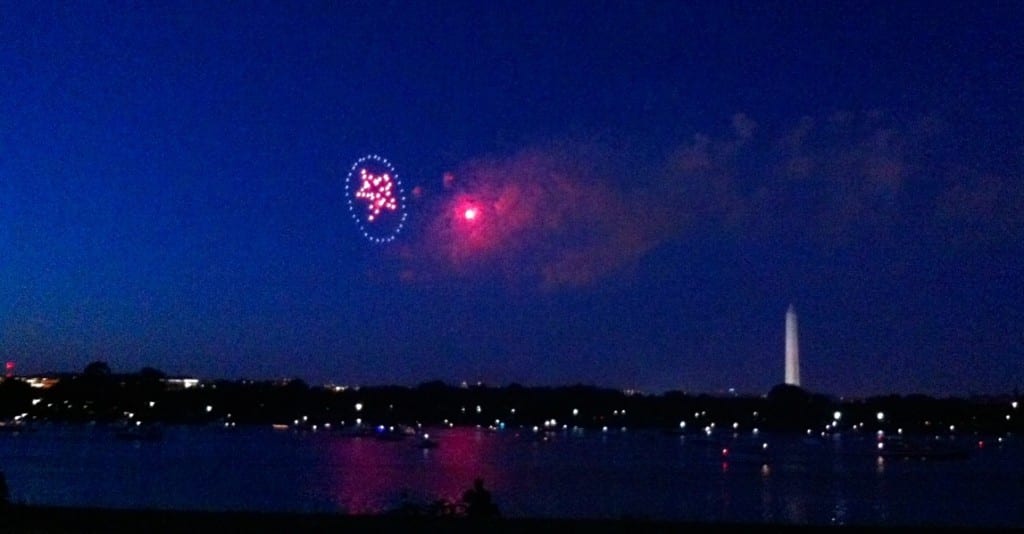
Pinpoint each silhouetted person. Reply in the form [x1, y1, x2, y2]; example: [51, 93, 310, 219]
[461, 478, 499, 518]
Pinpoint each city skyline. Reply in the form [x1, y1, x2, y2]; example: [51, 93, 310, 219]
[4, 300, 1015, 399]
[1, 2, 1022, 397]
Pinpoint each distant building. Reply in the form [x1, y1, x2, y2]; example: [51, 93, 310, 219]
[17, 376, 61, 389]
[161, 377, 200, 390]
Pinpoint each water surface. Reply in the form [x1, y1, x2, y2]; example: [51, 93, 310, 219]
[1, 424, 1020, 528]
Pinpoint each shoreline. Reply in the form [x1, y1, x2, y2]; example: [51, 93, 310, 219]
[0, 505, 1017, 533]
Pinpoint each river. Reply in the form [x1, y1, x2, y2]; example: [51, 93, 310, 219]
[0, 424, 1020, 528]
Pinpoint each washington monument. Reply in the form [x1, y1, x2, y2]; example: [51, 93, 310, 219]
[785, 304, 800, 386]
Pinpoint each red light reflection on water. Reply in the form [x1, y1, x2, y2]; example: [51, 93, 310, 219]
[429, 428, 506, 499]
[321, 428, 505, 515]
[321, 435, 397, 514]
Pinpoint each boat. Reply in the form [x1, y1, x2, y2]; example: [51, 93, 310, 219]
[0, 420, 36, 434]
[878, 439, 969, 461]
[334, 425, 375, 438]
[720, 442, 774, 465]
[374, 424, 418, 442]
[417, 434, 439, 449]
[115, 423, 163, 442]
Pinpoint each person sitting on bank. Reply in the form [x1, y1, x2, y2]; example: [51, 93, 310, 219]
[461, 478, 499, 518]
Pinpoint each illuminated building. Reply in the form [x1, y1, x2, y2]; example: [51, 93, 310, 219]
[161, 377, 200, 390]
[19, 376, 61, 389]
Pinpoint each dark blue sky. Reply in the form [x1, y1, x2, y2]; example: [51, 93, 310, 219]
[1, 1, 1021, 396]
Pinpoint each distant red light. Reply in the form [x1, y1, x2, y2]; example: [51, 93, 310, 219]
[464, 207, 478, 221]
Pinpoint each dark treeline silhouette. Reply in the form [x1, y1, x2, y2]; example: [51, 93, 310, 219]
[0, 362, 1020, 435]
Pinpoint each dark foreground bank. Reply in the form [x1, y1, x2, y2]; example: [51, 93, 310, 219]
[0, 505, 1018, 533]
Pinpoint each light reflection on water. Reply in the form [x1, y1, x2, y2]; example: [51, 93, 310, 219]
[0, 424, 1021, 527]
[320, 426, 507, 514]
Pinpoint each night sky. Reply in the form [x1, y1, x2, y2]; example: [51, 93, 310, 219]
[2, 2, 1022, 397]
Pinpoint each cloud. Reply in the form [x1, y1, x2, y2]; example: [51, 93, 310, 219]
[398, 145, 679, 289]
[935, 172, 1024, 246]
[731, 113, 757, 139]
[394, 111, 1022, 289]
[667, 111, 1021, 250]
